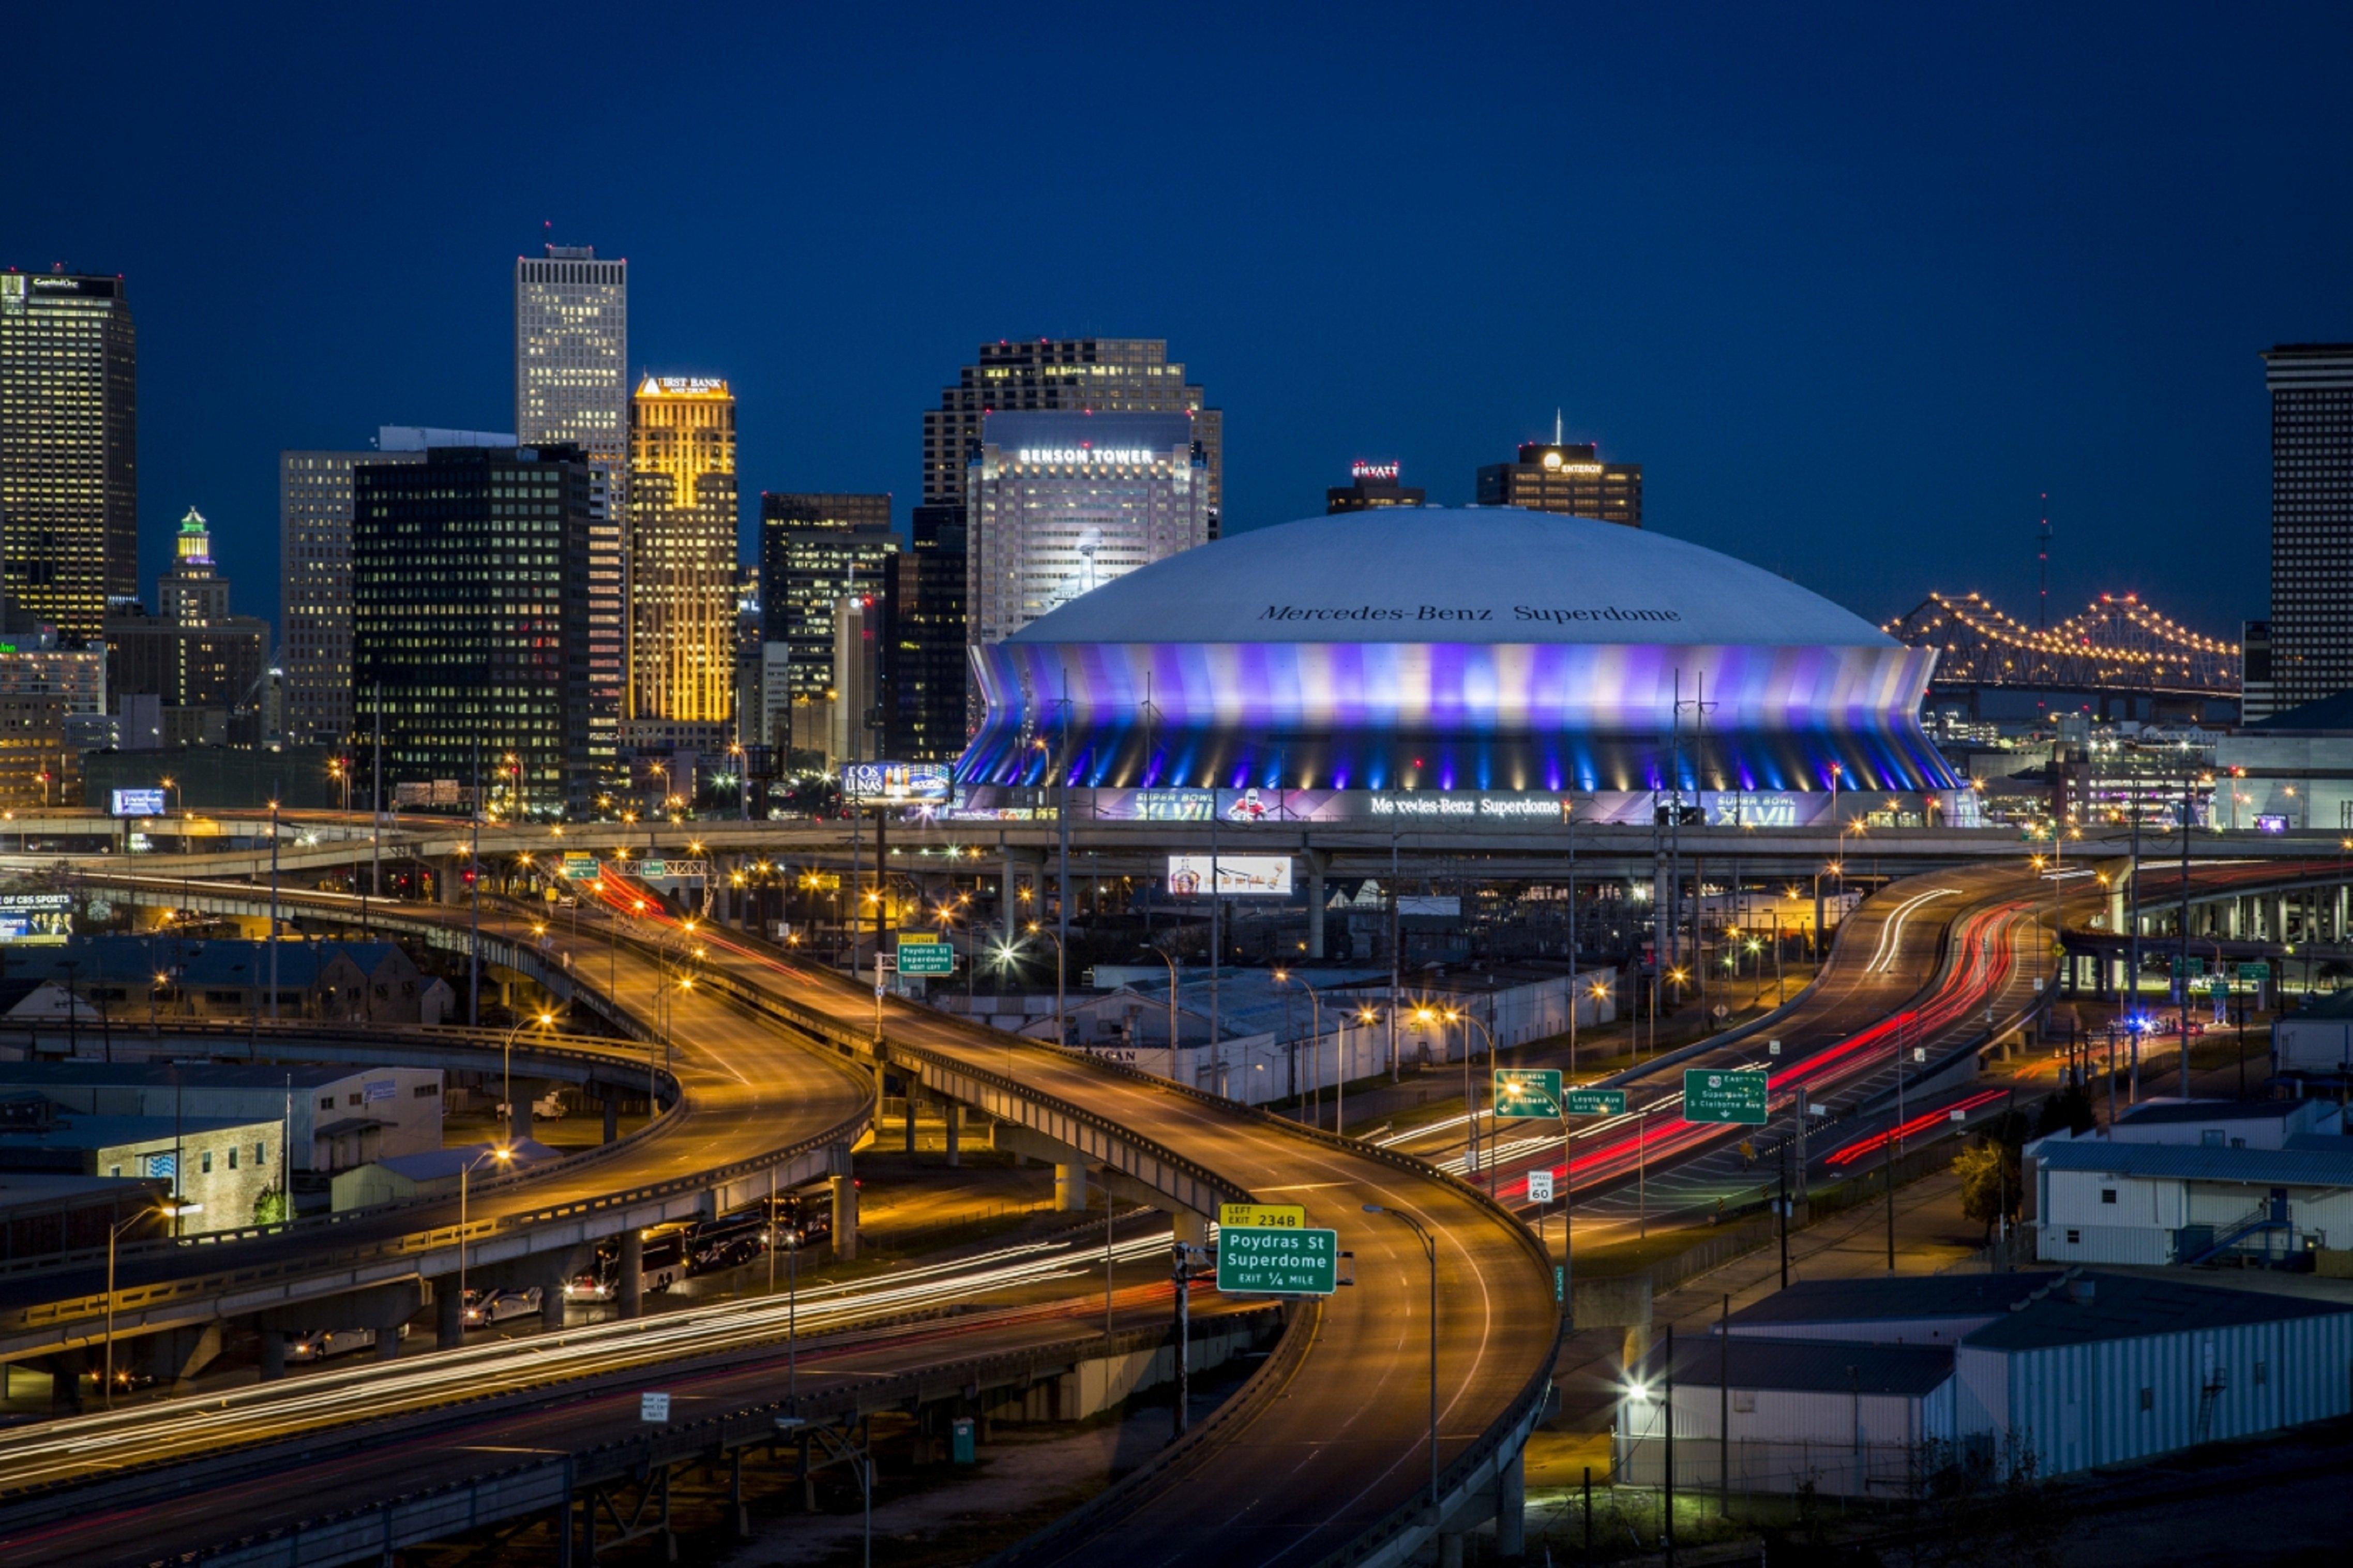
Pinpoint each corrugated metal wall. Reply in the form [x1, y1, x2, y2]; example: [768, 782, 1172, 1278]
[1996, 1309, 2353, 1474]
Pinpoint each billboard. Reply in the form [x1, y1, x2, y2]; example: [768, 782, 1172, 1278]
[1167, 855, 1293, 897]
[0, 893, 72, 944]
[110, 789, 168, 817]
[841, 762, 953, 802]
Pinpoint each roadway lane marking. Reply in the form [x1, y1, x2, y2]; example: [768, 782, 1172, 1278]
[1863, 887, 1957, 975]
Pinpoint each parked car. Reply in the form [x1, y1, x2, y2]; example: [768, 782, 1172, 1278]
[462, 1286, 542, 1328]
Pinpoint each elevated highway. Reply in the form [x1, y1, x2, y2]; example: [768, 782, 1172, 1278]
[47, 867, 1563, 1565]
[0, 881, 875, 1370]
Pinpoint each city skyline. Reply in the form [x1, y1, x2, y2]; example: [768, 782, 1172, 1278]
[7, 6, 2345, 651]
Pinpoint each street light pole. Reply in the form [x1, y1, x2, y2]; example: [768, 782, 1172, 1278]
[105, 1201, 195, 1409]
[1028, 922, 1065, 1048]
[1363, 1204, 1439, 1515]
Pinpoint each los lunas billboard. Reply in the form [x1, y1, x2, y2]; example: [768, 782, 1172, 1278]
[841, 762, 952, 803]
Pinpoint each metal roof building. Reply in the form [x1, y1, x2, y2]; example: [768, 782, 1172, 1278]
[2029, 1135, 2353, 1265]
[1620, 1271, 2353, 1495]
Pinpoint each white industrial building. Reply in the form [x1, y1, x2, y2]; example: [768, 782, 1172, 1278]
[1618, 1271, 2353, 1495]
[2274, 990, 2353, 1079]
[2028, 1107, 2353, 1267]
[941, 962, 1613, 1108]
[0, 1062, 445, 1174]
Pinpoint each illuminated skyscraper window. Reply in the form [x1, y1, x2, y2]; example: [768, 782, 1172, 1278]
[626, 377, 737, 729]
[0, 269, 137, 643]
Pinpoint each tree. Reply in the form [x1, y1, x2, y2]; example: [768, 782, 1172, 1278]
[252, 1187, 291, 1226]
[1955, 1137, 2020, 1240]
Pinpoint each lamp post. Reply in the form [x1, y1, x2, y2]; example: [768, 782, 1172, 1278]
[1362, 1203, 1439, 1515]
[1273, 969, 1325, 1126]
[1027, 921, 1065, 1048]
[105, 1201, 198, 1408]
[500, 1011, 555, 1136]
[1140, 946, 1181, 1073]
[457, 1144, 517, 1331]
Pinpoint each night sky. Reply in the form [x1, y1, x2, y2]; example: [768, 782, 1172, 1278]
[6, 3, 2348, 643]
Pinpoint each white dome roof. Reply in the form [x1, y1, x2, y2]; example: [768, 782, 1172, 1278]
[1008, 507, 1892, 647]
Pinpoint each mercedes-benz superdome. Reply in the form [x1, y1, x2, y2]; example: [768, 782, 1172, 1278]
[957, 507, 1963, 823]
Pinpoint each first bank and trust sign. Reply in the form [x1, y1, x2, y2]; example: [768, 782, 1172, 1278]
[1257, 603, 1684, 624]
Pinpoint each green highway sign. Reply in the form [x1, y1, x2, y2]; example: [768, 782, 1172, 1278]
[2171, 956, 2206, 977]
[639, 859, 668, 878]
[2236, 961, 2271, 981]
[1683, 1068, 1769, 1126]
[1214, 1225, 1339, 1296]
[1565, 1088, 1628, 1117]
[560, 854, 599, 881]
[895, 937, 955, 976]
[1492, 1067, 1564, 1119]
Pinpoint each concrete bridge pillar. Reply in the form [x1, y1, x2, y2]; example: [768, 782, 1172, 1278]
[830, 1139, 858, 1261]
[603, 1096, 620, 1145]
[1304, 849, 1331, 960]
[436, 1276, 465, 1349]
[46, 1349, 86, 1412]
[831, 1172, 858, 1261]
[904, 1087, 918, 1155]
[944, 1101, 961, 1168]
[258, 1330, 286, 1382]
[1438, 1533, 1464, 1568]
[618, 1229, 644, 1320]
[1173, 1209, 1210, 1247]
[507, 1081, 536, 1144]
[1495, 1447, 1527, 1557]
[1055, 1161, 1089, 1212]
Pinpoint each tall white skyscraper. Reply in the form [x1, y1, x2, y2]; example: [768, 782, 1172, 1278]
[515, 245, 628, 466]
[966, 410, 1209, 652]
[516, 244, 628, 758]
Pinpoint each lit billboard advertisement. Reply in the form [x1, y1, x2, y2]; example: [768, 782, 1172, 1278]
[1167, 855, 1293, 897]
[110, 789, 168, 817]
[841, 762, 953, 802]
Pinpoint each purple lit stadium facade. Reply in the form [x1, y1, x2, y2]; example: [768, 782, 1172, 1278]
[957, 508, 1959, 813]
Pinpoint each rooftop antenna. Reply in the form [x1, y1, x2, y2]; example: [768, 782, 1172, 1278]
[1554, 409, 1564, 445]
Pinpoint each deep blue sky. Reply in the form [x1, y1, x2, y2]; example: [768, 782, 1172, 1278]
[7, 3, 2348, 643]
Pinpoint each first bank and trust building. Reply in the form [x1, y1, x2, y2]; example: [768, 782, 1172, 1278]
[957, 507, 1963, 824]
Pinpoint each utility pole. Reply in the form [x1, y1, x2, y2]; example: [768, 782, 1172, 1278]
[469, 736, 481, 1028]
[267, 789, 281, 1021]
[2179, 771, 2193, 1098]
[370, 681, 383, 901]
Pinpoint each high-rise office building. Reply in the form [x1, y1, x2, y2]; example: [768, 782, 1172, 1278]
[352, 445, 614, 815]
[105, 507, 270, 727]
[1475, 440, 1641, 527]
[966, 411, 1210, 652]
[922, 339, 1220, 537]
[829, 591, 885, 767]
[625, 376, 736, 742]
[2257, 344, 2353, 718]
[884, 506, 968, 762]
[516, 244, 627, 714]
[280, 429, 512, 746]
[759, 493, 897, 747]
[0, 269, 137, 643]
[1326, 461, 1426, 514]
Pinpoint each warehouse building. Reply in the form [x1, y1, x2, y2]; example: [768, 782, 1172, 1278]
[1617, 1271, 2353, 1495]
[2028, 1135, 2353, 1267]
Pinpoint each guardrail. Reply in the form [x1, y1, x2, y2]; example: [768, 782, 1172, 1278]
[3, 887, 875, 1346]
[171, 1308, 1284, 1568]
